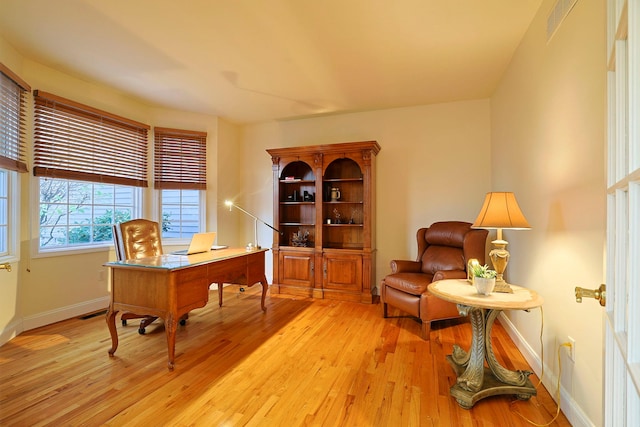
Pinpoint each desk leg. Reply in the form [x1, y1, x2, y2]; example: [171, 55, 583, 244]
[215, 278, 267, 311]
[260, 275, 268, 312]
[106, 306, 119, 357]
[447, 307, 536, 409]
[165, 314, 177, 371]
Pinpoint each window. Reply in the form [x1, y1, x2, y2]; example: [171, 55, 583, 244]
[33, 91, 149, 250]
[0, 63, 30, 258]
[160, 189, 201, 238]
[38, 178, 139, 248]
[0, 170, 9, 255]
[154, 127, 207, 239]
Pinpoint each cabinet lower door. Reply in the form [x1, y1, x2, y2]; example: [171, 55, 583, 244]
[277, 250, 315, 297]
[323, 253, 363, 302]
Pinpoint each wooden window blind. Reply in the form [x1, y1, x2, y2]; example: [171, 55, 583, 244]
[154, 127, 207, 190]
[0, 63, 30, 173]
[33, 90, 150, 187]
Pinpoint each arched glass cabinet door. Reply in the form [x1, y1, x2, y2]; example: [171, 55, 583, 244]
[322, 158, 364, 249]
[278, 160, 316, 248]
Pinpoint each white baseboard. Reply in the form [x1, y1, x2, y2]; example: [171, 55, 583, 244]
[0, 288, 230, 348]
[6, 296, 111, 340]
[0, 318, 24, 348]
[22, 296, 110, 331]
[498, 312, 595, 427]
[1, 297, 108, 347]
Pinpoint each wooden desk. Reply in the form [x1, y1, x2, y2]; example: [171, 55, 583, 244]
[428, 279, 543, 409]
[105, 248, 269, 370]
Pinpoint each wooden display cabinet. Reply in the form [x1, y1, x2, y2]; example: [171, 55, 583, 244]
[267, 141, 380, 303]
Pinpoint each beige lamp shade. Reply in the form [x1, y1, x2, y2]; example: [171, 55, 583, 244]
[472, 192, 530, 292]
[472, 192, 531, 230]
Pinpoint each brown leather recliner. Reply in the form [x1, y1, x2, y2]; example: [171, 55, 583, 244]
[381, 221, 488, 340]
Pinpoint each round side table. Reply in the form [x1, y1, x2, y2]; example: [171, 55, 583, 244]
[428, 279, 544, 409]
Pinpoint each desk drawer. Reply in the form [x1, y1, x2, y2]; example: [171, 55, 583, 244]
[175, 264, 209, 310]
[208, 256, 247, 285]
[112, 269, 169, 309]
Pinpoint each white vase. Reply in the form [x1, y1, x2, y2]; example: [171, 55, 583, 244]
[474, 277, 496, 295]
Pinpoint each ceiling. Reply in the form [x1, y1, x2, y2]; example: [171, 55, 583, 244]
[0, 0, 543, 124]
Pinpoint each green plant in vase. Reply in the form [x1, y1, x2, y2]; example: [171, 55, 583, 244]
[470, 263, 497, 279]
[470, 263, 497, 295]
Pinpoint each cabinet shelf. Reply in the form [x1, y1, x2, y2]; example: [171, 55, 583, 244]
[323, 201, 363, 204]
[280, 222, 315, 226]
[280, 201, 315, 205]
[323, 178, 363, 182]
[280, 179, 315, 184]
[323, 223, 363, 227]
[279, 245, 315, 250]
[324, 244, 364, 250]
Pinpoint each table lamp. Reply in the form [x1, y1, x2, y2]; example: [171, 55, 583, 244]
[224, 200, 281, 250]
[472, 192, 531, 293]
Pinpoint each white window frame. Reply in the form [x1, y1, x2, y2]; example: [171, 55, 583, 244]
[33, 177, 142, 257]
[0, 168, 19, 262]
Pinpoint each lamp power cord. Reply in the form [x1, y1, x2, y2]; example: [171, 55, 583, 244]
[510, 306, 573, 426]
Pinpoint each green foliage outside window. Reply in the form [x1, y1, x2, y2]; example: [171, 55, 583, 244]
[67, 210, 172, 244]
[39, 178, 172, 248]
[67, 210, 133, 244]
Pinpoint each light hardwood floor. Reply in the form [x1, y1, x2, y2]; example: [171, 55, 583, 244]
[0, 286, 571, 426]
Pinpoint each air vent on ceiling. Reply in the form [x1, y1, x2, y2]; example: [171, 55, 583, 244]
[547, 0, 579, 41]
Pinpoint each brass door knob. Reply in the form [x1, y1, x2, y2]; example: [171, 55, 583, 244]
[0, 263, 11, 272]
[575, 284, 606, 306]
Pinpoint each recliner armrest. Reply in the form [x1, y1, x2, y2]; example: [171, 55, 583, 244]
[432, 269, 467, 282]
[390, 260, 422, 274]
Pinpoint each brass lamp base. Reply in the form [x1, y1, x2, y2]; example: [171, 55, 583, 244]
[493, 279, 513, 294]
[489, 239, 513, 293]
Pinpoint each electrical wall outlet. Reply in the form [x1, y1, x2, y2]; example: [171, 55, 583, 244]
[567, 336, 576, 362]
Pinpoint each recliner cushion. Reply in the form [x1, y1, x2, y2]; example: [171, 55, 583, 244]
[424, 221, 471, 247]
[421, 246, 465, 274]
[419, 222, 470, 275]
[384, 286, 421, 317]
[383, 272, 433, 295]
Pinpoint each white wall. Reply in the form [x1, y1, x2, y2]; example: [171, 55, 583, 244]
[491, 0, 606, 425]
[240, 100, 493, 290]
[216, 118, 243, 247]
